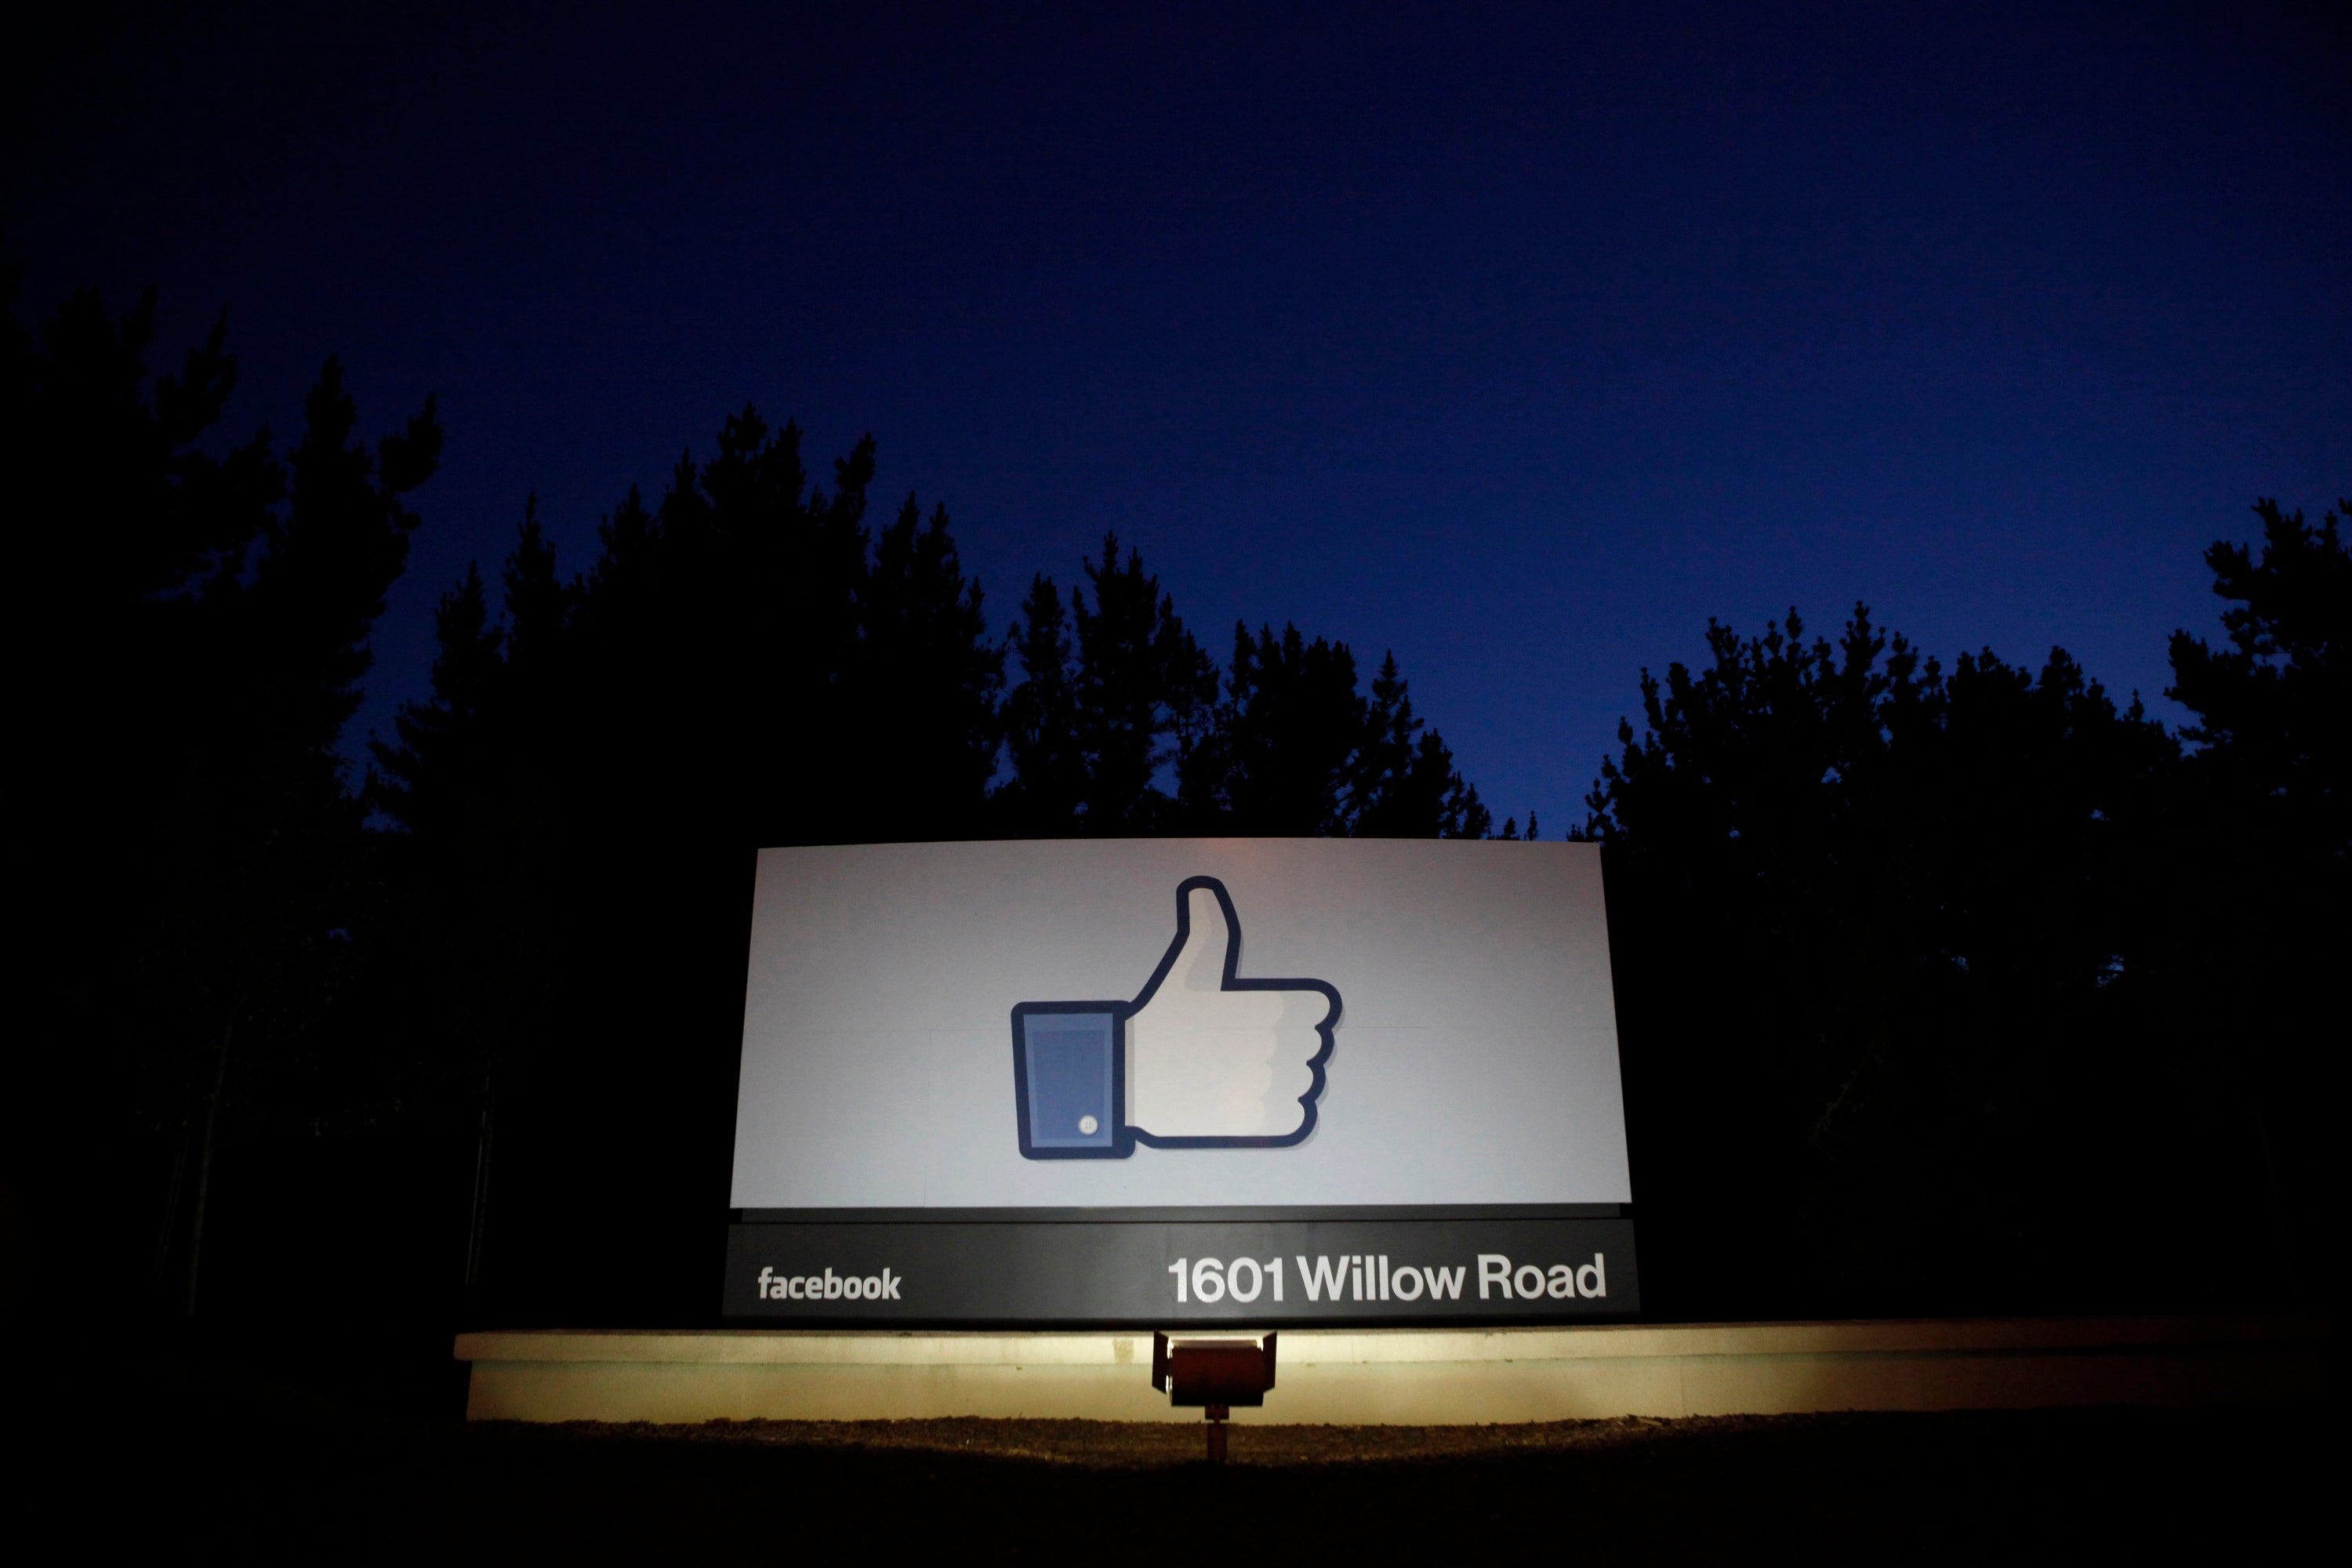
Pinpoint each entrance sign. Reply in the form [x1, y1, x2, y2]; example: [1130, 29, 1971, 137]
[727, 838, 1638, 1322]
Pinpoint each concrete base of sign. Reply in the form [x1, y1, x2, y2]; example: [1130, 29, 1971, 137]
[456, 1316, 2324, 1425]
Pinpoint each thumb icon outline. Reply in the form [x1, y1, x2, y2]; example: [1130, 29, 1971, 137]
[1010, 875, 1341, 1161]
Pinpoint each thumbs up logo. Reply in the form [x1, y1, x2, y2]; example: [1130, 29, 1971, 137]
[1011, 877, 1341, 1159]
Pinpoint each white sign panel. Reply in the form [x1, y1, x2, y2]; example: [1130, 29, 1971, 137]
[729, 838, 1633, 1210]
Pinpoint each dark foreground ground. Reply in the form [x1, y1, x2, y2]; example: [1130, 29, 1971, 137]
[28, 1357, 2334, 1564]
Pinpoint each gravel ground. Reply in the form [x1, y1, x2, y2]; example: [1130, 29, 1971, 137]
[32, 1365, 2333, 1563]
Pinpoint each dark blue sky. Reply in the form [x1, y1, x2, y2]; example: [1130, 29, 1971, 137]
[11, 2, 2347, 825]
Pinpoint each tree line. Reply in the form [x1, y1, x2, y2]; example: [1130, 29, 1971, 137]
[1584, 550, 2343, 1314]
[4, 277, 2340, 1356]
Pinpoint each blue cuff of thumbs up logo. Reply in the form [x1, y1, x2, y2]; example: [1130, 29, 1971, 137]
[1011, 1004, 1129, 1157]
[1011, 877, 1340, 1160]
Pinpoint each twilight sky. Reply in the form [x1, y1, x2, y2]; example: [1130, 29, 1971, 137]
[9, 2, 2347, 826]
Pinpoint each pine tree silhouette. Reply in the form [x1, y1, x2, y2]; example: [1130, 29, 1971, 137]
[1584, 603, 2201, 1316]
[2161, 499, 2349, 1306]
[5, 271, 437, 1319]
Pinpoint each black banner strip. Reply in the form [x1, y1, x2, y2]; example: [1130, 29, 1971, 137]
[723, 1216, 1639, 1326]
